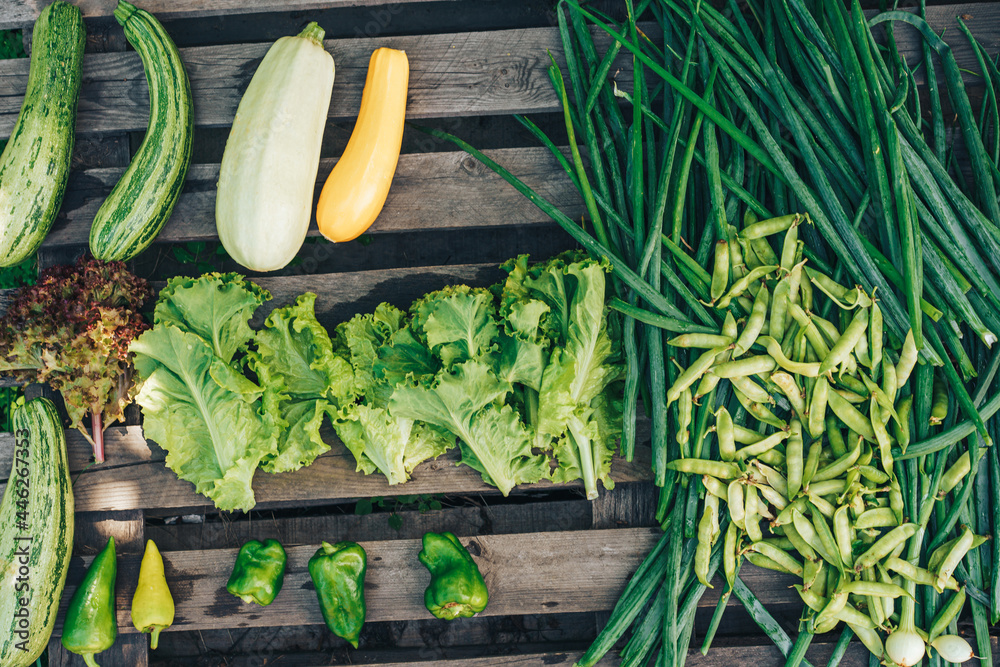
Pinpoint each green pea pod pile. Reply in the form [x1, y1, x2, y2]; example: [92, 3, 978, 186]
[663, 214, 987, 665]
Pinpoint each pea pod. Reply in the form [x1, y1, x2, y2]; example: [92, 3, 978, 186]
[744, 485, 763, 543]
[832, 505, 854, 568]
[928, 588, 966, 640]
[732, 281, 770, 356]
[894, 330, 918, 387]
[819, 307, 869, 377]
[854, 523, 918, 571]
[667, 346, 727, 404]
[741, 213, 799, 239]
[668, 333, 735, 349]
[723, 522, 740, 589]
[883, 557, 958, 593]
[758, 336, 822, 377]
[743, 541, 803, 577]
[714, 354, 777, 378]
[855, 507, 898, 529]
[734, 428, 789, 461]
[932, 525, 976, 593]
[839, 580, 913, 600]
[786, 420, 804, 499]
[795, 585, 874, 629]
[695, 494, 720, 587]
[710, 240, 730, 303]
[826, 389, 876, 441]
[717, 265, 778, 308]
[811, 436, 861, 483]
[729, 374, 774, 405]
[665, 458, 741, 479]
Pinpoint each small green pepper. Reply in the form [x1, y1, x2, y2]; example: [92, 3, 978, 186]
[418, 532, 488, 620]
[226, 539, 287, 606]
[308, 541, 367, 648]
[62, 536, 118, 667]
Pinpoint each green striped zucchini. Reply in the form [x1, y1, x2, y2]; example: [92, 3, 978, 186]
[0, 398, 74, 666]
[89, 0, 194, 261]
[0, 1, 85, 267]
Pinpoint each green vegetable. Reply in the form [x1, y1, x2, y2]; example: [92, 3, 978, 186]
[384, 283, 549, 496]
[226, 539, 287, 606]
[499, 253, 624, 499]
[89, 1, 193, 261]
[129, 273, 278, 511]
[331, 303, 454, 485]
[0, 1, 84, 267]
[61, 537, 117, 667]
[0, 398, 74, 666]
[418, 531, 489, 620]
[248, 293, 351, 473]
[0, 258, 151, 462]
[308, 541, 367, 647]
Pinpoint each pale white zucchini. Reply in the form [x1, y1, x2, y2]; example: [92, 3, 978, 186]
[216, 22, 335, 272]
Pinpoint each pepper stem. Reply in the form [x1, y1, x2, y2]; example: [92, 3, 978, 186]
[150, 626, 163, 650]
[91, 409, 105, 463]
[83, 653, 101, 667]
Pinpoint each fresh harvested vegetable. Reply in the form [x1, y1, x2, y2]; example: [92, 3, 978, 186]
[130, 273, 278, 511]
[0, 398, 74, 666]
[418, 531, 489, 620]
[429, 1, 1000, 664]
[131, 539, 174, 649]
[0, 1, 84, 267]
[0, 258, 151, 463]
[317, 47, 408, 242]
[89, 1, 193, 261]
[308, 541, 367, 647]
[216, 22, 335, 271]
[226, 539, 287, 606]
[248, 293, 351, 473]
[381, 251, 622, 495]
[331, 303, 454, 485]
[61, 536, 117, 667]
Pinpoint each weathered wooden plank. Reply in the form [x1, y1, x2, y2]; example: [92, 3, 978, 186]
[47, 529, 827, 637]
[148, 499, 595, 550]
[50, 528, 660, 635]
[0, 26, 635, 137]
[0, 424, 654, 513]
[0, 0, 460, 30]
[2, 6, 996, 139]
[44, 146, 582, 248]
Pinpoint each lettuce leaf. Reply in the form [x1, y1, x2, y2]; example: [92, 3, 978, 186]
[154, 273, 270, 363]
[131, 324, 278, 511]
[131, 273, 277, 511]
[331, 304, 453, 485]
[389, 359, 548, 495]
[249, 293, 353, 473]
[500, 252, 623, 499]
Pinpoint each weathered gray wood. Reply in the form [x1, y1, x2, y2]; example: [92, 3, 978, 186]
[0, 26, 635, 138]
[44, 146, 582, 248]
[0, 424, 654, 513]
[148, 499, 594, 550]
[0, 0, 460, 30]
[2, 6, 996, 139]
[48, 510, 148, 667]
[52, 528, 660, 634]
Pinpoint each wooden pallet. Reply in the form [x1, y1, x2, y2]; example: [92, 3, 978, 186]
[1, 1, 998, 665]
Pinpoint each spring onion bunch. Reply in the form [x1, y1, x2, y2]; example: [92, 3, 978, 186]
[426, 0, 1000, 664]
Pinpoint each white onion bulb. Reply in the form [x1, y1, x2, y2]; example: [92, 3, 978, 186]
[930, 635, 975, 663]
[885, 629, 926, 667]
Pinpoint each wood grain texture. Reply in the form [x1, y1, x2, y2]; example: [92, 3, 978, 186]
[2, 6, 995, 138]
[148, 499, 595, 551]
[0, 25, 635, 137]
[47, 528, 660, 635]
[44, 146, 582, 248]
[47, 529, 820, 636]
[0, 424, 654, 513]
[0, 0, 460, 29]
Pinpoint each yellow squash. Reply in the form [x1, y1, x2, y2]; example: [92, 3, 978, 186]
[131, 539, 174, 649]
[317, 47, 408, 242]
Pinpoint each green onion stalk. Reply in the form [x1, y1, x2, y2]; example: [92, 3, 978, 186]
[423, 0, 1000, 664]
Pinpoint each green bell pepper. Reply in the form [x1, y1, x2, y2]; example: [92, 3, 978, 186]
[308, 541, 367, 647]
[418, 531, 489, 620]
[61, 536, 118, 667]
[226, 538, 287, 606]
